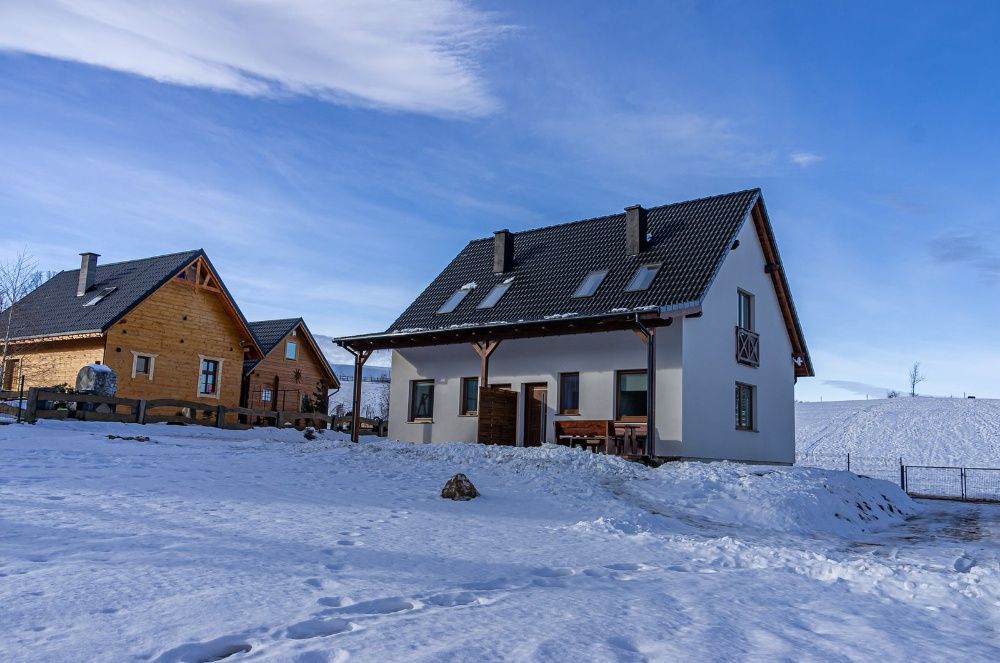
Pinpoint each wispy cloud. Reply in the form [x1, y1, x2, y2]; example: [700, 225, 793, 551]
[0, 0, 503, 117]
[929, 230, 1000, 283]
[822, 380, 894, 398]
[790, 151, 822, 168]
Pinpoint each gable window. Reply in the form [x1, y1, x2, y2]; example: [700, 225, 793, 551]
[460, 377, 479, 415]
[572, 270, 608, 298]
[131, 352, 156, 380]
[477, 278, 514, 309]
[198, 357, 222, 397]
[409, 380, 435, 421]
[615, 370, 647, 421]
[285, 341, 298, 360]
[261, 386, 272, 403]
[738, 290, 755, 331]
[625, 264, 661, 292]
[735, 382, 756, 431]
[559, 372, 580, 415]
[437, 283, 476, 314]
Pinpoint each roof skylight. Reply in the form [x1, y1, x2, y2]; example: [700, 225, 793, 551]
[437, 283, 476, 314]
[477, 277, 514, 309]
[572, 270, 608, 298]
[625, 264, 661, 292]
[82, 287, 117, 307]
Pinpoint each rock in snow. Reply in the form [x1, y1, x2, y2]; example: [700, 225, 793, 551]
[441, 473, 479, 500]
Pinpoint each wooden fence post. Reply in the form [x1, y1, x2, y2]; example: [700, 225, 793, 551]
[25, 387, 39, 423]
[137, 399, 147, 425]
[216, 405, 225, 429]
[275, 411, 283, 428]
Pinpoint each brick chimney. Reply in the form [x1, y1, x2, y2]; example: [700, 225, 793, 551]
[493, 229, 513, 273]
[625, 205, 647, 255]
[77, 252, 99, 296]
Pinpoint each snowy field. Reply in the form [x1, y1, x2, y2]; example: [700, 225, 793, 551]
[797, 396, 1000, 466]
[2, 421, 999, 662]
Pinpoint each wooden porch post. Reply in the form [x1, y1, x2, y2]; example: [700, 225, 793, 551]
[471, 339, 500, 387]
[634, 317, 656, 458]
[347, 346, 372, 443]
[471, 340, 500, 443]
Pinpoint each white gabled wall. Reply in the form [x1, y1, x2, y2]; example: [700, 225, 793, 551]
[389, 328, 683, 446]
[680, 213, 796, 463]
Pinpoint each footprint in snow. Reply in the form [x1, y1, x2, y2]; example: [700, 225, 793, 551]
[335, 539, 359, 547]
[154, 635, 253, 662]
[425, 591, 483, 608]
[531, 567, 575, 578]
[333, 597, 417, 616]
[605, 562, 656, 573]
[317, 596, 350, 607]
[285, 618, 356, 640]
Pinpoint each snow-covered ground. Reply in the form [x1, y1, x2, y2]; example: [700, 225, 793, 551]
[2, 421, 999, 661]
[797, 396, 1000, 466]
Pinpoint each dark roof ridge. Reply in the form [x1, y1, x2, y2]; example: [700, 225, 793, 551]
[77, 248, 203, 270]
[469, 188, 762, 242]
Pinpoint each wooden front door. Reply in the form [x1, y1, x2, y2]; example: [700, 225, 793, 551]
[523, 383, 548, 447]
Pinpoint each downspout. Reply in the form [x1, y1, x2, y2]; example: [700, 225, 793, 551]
[634, 314, 656, 458]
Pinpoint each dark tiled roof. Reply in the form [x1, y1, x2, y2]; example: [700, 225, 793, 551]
[248, 318, 301, 355]
[386, 189, 760, 333]
[2, 250, 203, 340]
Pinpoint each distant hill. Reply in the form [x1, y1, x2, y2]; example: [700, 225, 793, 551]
[796, 396, 1000, 466]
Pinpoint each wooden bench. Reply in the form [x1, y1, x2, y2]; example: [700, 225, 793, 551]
[554, 420, 613, 453]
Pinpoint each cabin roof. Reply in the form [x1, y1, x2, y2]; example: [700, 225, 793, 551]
[3, 249, 203, 340]
[244, 317, 339, 387]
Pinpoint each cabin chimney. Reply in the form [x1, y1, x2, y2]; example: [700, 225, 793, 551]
[77, 252, 99, 296]
[625, 205, 647, 255]
[493, 229, 514, 273]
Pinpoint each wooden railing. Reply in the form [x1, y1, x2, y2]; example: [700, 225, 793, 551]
[735, 326, 760, 367]
[20, 388, 331, 430]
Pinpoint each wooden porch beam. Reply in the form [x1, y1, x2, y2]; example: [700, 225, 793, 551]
[471, 339, 500, 387]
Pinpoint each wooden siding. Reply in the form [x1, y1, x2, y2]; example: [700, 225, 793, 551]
[245, 323, 331, 411]
[103, 278, 249, 407]
[5, 337, 105, 389]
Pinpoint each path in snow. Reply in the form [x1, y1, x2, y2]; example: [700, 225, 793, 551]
[1, 421, 998, 662]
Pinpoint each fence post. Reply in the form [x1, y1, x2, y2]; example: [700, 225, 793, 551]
[275, 411, 283, 428]
[216, 405, 225, 429]
[16, 374, 25, 423]
[137, 399, 147, 425]
[25, 387, 39, 423]
[961, 468, 967, 501]
[847, 452, 851, 472]
[899, 458, 905, 491]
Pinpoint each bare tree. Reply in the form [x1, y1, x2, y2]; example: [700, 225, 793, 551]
[0, 249, 44, 389]
[908, 361, 926, 397]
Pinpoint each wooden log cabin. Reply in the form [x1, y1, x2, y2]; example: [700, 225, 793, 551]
[241, 318, 338, 413]
[0, 250, 262, 408]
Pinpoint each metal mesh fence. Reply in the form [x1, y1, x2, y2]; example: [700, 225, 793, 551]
[797, 453, 1000, 502]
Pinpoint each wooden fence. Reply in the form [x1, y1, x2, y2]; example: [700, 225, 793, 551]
[14, 388, 332, 430]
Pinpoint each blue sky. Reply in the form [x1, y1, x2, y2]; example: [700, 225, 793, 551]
[1, 1, 998, 401]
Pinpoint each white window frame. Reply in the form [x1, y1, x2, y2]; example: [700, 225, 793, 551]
[197, 355, 225, 399]
[285, 340, 298, 360]
[261, 386, 272, 402]
[130, 351, 157, 380]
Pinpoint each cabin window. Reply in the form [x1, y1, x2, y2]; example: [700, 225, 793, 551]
[131, 352, 156, 380]
[615, 370, 647, 421]
[198, 358, 221, 397]
[625, 264, 661, 292]
[572, 270, 608, 298]
[82, 287, 117, 307]
[559, 372, 580, 414]
[409, 380, 435, 421]
[261, 386, 272, 402]
[285, 341, 298, 360]
[735, 382, 756, 431]
[460, 377, 479, 415]
[477, 278, 514, 309]
[437, 283, 476, 314]
[738, 290, 755, 331]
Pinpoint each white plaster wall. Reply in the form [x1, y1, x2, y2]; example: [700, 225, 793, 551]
[680, 215, 796, 463]
[389, 329, 682, 446]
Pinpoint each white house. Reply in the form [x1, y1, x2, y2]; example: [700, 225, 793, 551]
[336, 189, 813, 464]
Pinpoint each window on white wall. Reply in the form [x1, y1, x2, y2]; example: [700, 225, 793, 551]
[738, 289, 755, 331]
[409, 380, 435, 421]
[735, 382, 756, 431]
